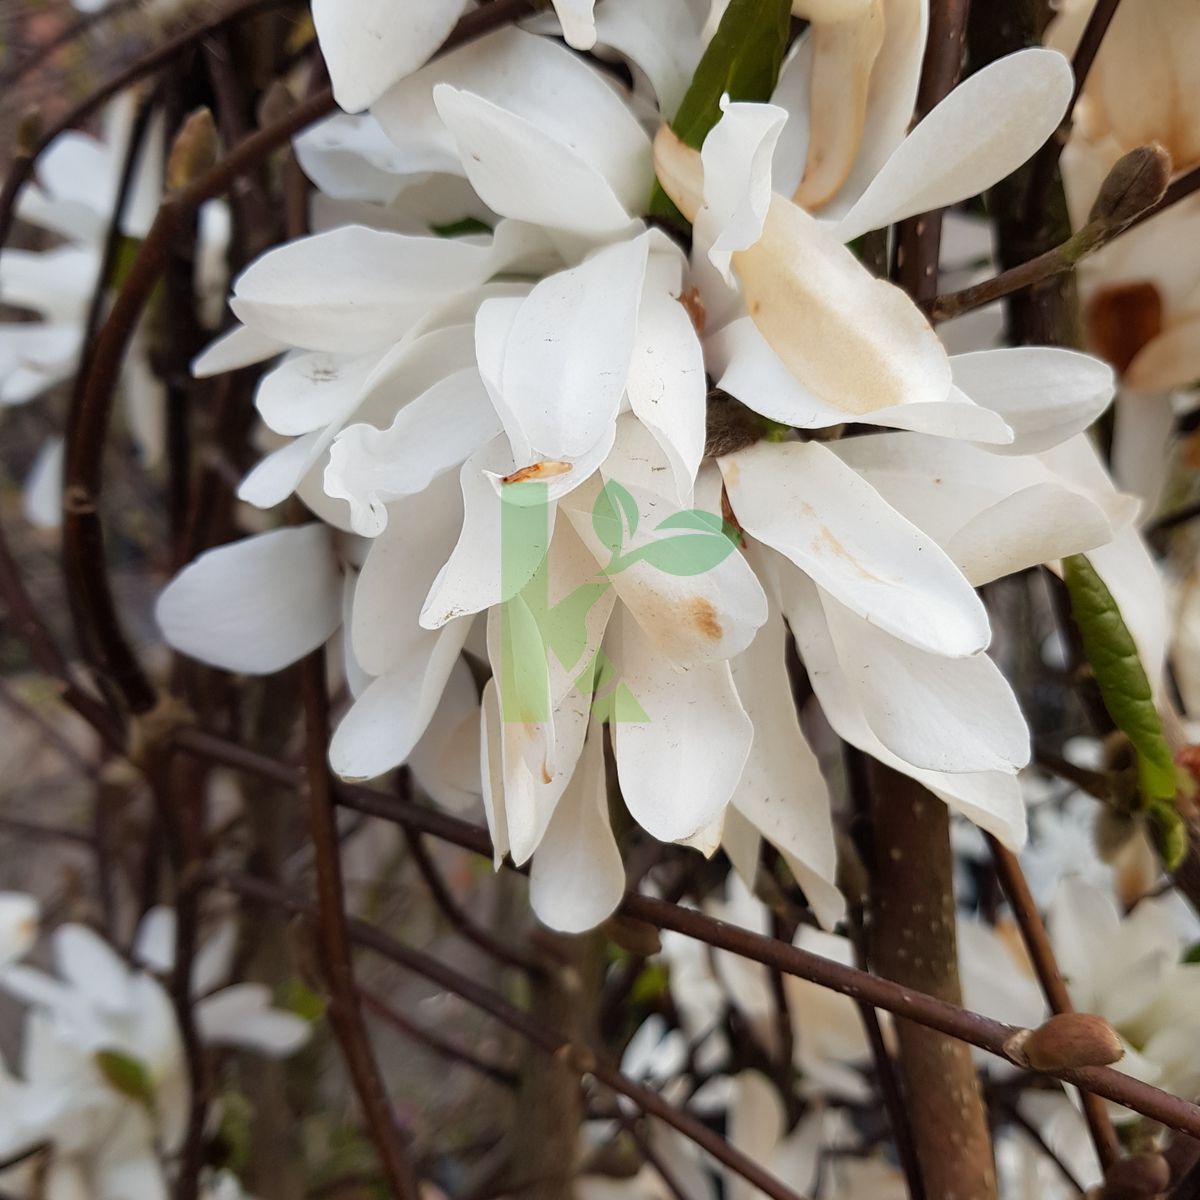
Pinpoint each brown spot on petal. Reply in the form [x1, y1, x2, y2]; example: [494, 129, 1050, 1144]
[540, 761, 552, 786]
[810, 520, 883, 583]
[502, 460, 572, 485]
[688, 597, 723, 642]
[1085, 280, 1164, 376]
[676, 286, 706, 335]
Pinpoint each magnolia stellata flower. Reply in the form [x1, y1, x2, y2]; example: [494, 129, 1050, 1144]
[313, 0, 602, 115]
[1047, 0, 1200, 514]
[1049, 877, 1200, 1108]
[0, 95, 230, 527]
[0, 913, 307, 1199]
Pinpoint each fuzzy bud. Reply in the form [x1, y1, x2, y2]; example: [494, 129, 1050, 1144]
[1095, 1153, 1172, 1199]
[1089, 144, 1173, 227]
[166, 107, 219, 193]
[601, 915, 662, 958]
[1004, 1012, 1124, 1072]
[257, 81, 296, 132]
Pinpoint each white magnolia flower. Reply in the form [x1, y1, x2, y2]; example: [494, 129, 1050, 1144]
[1049, 877, 1200, 1109]
[0, 913, 308, 1199]
[313, 0, 602, 115]
[1049, 0, 1200, 514]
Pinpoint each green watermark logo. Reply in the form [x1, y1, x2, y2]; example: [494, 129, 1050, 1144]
[498, 478, 740, 725]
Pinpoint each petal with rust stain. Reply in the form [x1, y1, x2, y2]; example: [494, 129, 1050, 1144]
[502, 460, 574, 485]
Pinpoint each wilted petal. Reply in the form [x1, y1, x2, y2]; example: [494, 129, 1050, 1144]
[951, 347, 1115, 454]
[529, 723, 624, 932]
[722, 440, 989, 657]
[1126, 315, 1200, 394]
[156, 525, 342, 673]
[611, 610, 753, 843]
[833, 48, 1074, 242]
[711, 317, 1006, 438]
[325, 368, 501, 537]
[229, 225, 494, 354]
[312, 0, 470, 113]
[791, 0, 886, 211]
[729, 597, 843, 929]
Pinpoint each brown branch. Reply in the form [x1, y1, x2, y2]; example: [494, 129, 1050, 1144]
[1022, 0, 1124, 229]
[359, 986, 517, 1088]
[300, 652, 420, 1199]
[987, 835, 1121, 1170]
[0, 0, 141, 93]
[218, 870, 811, 1200]
[176, 732, 1200, 1141]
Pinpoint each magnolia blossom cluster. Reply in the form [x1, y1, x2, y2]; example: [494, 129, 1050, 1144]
[151, 0, 1155, 939]
[0, 896, 308, 1199]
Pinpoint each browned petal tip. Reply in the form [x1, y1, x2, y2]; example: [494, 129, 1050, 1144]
[1089, 143, 1173, 227]
[501, 460, 572, 484]
[1004, 1012, 1125, 1072]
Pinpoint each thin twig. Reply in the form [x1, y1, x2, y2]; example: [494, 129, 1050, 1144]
[300, 652, 420, 1199]
[987, 835, 1120, 1170]
[1022, 0, 1124, 230]
[218, 870, 811, 1200]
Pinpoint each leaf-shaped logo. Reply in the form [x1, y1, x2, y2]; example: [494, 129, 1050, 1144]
[592, 480, 639, 562]
[606, 507, 740, 578]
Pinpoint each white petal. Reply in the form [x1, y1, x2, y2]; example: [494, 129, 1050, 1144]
[293, 112, 411, 204]
[700, 101, 788, 283]
[54, 924, 129, 1011]
[0, 894, 38, 966]
[611, 610, 753, 843]
[549, 0, 598, 48]
[373, 28, 650, 205]
[191, 324, 285, 378]
[727, 1072, 786, 1200]
[729, 598, 843, 929]
[409, 655, 483, 812]
[480, 679, 511, 866]
[312, 0, 470, 113]
[329, 624, 470, 781]
[722, 440, 989, 656]
[22, 436, 63, 530]
[229, 225, 494, 354]
[196, 984, 310, 1055]
[419, 436, 557, 630]
[433, 84, 640, 237]
[156, 525, 342, 673]
[237, 430, 330, 510]
[563, 459, 769, 664]
[325, 368, 501, 537]
[530, 723, 624, 932]
[775, 558, 1027, 846]
[951, 347, 1115, 455]
[626, 255, 707, 503]
[833, 48, 1075, 242]
[133, 907, 176, 975]
[821, 592, 1030, 773]
[498, 235, 650, 458]
[254, 351, 378, 437]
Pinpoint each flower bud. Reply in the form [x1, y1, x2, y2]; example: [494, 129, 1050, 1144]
[167, 107, 219, 193]
[1004, 1012, 1124, 1071]
[600, 914, 662, 958]
[1089, 143, 1173, 227]
[1095, 1153, 1171, 1199]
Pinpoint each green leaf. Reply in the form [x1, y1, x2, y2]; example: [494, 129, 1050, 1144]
[648, 0, 791, 221]
[669, 0, 792, 148]
[1063, 554, 1177, 803]
[95, 1049, 154, 1106]
[592, 480, 639, 559]
[1183, 941, 1200, 965]
[1149, 799, 1188, 872]
[621, 531, 738, 577]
